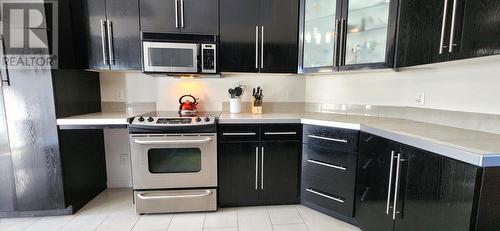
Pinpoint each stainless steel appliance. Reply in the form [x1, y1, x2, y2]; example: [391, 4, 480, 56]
[142, 33, 217, 74]
[129, 111, 220, 214]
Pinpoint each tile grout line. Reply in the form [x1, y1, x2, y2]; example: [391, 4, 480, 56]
[265, 206, 275, 231]
[295, 205, 311, 231]
[164, 215, 173, 231]
[201, 212, 207, 230]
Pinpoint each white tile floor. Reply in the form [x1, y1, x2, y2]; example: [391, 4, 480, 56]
[0, 189, 360, 231]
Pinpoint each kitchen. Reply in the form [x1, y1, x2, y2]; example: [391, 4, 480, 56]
[1, 0, 500, 230]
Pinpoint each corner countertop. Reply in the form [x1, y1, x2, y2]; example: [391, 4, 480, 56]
[56, 112, 141, 126]
[220, 112, 500, 167]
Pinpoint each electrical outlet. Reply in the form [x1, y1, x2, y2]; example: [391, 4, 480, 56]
[119, 154, 128, 165]
[415, 92, 425, 106]
[116, 90, 125, 101]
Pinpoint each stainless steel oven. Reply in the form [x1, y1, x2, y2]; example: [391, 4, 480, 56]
[130, 133, 217, 189]
[128, 111, 219, 214]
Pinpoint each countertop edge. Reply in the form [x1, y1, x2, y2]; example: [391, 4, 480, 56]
[56, 118, 130, 126]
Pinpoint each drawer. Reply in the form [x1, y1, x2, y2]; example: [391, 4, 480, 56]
[134, 189, 217, 214]
[303, 144, 357, 170]
[219, 125, 260, 142]
[303, 125, 359, 152]
[261, 124, 302, 141]
[301, 168, 355, 199]
[301, 182, 354, 218]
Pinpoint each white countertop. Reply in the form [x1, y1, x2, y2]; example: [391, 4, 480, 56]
[220, 112, 500, 167]
[56, 112, 139, 126]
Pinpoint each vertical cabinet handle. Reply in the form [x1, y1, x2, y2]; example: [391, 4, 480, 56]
[260, 26, 264, 69]
[448, 0, 458, 53]
[180, 0, 185, 28]
[392, 153, 402, 220]
[261, 147, 264, 190]
[255, 26, 259, 69]
[100, 19, 108, 65]
[386, 151, 395, 215]
[255, 147, 259, 190]
[175, 0, 179, 28]
[106, 20, 114, 65]
[439, 0, 449, 54]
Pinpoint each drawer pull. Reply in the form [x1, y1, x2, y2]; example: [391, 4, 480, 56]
[306, 188, 344, 203]
[137, 190, 212, 200]
[307, 159, 347, 171]
[264, 132, 297, 135]
[222, 132, 256, 136]
[308, 135, 348, 143]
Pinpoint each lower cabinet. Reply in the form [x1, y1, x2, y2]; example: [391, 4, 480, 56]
[356, 132, 500, 231]
[301, 125, 359, 223]
[218, 124, 301, 207]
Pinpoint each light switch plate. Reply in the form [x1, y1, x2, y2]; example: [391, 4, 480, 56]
[416, 92, 425, 106]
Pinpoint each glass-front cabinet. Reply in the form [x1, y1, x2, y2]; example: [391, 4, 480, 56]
[299, 0, 397, 72]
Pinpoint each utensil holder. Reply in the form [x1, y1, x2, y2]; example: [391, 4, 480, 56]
[230, 98, 241, 114]
[252, 99, 262, 114]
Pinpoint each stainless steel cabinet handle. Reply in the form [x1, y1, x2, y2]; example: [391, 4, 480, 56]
[255, 147, 259, 190]
[0, 38, 10, 86]
[260, 26, 264, 69]
[308, 134, 348, 143]
[439, 0, 449, 54]
[307, 159, 347, 171]
[100, 19, 108, 65]
[180, 0, 185, 28]
[448, 0, 458, 53]
[175, 0, 179, 28]
[106, 20, 114, 65]
[261, 146, 264, 190]
[392, 153, 402, 220]
[264, 132, 297, 135]
[306, 188, 344, 203]
[255, 26, 259, 69]
[222, 132, 256, 136]
[134, 137, 213, 144]
[386, 151, 395, 215]
[137, 190, 212, 200]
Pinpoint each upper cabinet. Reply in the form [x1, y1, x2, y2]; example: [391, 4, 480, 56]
[299, 0, 398, 73]
[139, 0, 219, 34]
[395, 0, 500, 67]
[220, 0, 299, 73]
[85, 0, 141, 71]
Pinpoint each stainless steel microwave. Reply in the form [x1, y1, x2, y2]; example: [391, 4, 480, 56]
[142, 41, 216, 74]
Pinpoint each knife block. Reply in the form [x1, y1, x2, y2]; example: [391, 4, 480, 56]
[252, 99, 262, 114]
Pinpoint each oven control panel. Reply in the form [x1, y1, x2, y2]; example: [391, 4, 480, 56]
[131, 116, 215, 126]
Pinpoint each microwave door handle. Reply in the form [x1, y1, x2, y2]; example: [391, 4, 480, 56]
[134, 137, 213, 145]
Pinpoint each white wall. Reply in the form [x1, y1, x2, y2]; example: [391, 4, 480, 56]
[306, 55, 500, 115]
[100, 72, 306, 111]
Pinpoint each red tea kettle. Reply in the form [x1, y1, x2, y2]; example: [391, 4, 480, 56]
[179, 94, 198, 115]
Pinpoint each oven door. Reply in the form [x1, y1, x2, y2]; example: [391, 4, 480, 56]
[130, 134, 217, 189]
[143, 42, 198, 73]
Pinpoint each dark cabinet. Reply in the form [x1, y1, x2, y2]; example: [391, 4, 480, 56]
[261, 141, 300, 204]
[395, 0, 500, 67]
[85, 0, 141, 70]
[218, 142, 261, 206]
[140, 0, 219, 34]
[356, 132, 495, 231]
[220, 0, 299, 73]
[301, 125, 359, 223]
[218, 124, 301, 206]
[453, 0, 500, 59]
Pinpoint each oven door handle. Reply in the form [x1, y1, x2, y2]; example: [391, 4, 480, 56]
[134, 137, 213, 145]
[137, 190, 213, 200]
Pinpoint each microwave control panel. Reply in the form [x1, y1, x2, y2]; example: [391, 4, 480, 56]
[201, 44, 216, 73]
